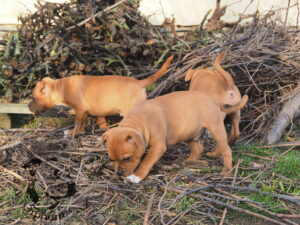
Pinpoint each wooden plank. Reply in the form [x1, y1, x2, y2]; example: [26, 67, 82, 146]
[0, 103, 32, 114]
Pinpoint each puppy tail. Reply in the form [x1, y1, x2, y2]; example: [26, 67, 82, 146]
[213, 51, 235, 91]
[138, 55, 173, 88]
[221, 95, 248, 113]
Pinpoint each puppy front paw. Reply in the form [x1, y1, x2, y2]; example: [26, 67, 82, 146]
[64, 129, 82, 138]
[64, 130, 70, 138]
[126, 174, 141, 183]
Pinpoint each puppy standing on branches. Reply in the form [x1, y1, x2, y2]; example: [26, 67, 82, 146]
[102, 91, 248, 183]
[185, 51, 243, 143]
[29, 56, 173, 136]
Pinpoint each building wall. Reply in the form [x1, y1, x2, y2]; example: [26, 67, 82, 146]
[0, 0, 299, 26]
[139, 0, 300, 26]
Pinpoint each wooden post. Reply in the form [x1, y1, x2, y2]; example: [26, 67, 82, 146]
[0, 113, 11, 128]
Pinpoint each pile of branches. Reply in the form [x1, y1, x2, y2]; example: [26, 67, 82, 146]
[1, 0, 299, 143]
[0, 0, 170, 100]
[1, 129, 299, 224]
[149, 11, 300, 143]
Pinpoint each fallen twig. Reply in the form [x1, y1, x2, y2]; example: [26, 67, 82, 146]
[143, 186, 157, 225]
[0, 165, 26, 182]
[163, 186, 287, 225]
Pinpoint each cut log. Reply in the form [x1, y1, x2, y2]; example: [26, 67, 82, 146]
[266, 89, 300, 144]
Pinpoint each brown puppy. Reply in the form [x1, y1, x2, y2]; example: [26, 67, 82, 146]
[29, 56, 173, 136]
[102, 91, 248, 183]
[185, 51, 242, 143]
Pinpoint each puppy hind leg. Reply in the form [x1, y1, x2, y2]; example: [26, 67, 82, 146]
[96, 116, 108, 130]
[228, 111, 241, 144]
[206, 122, 233, 175]
[186, 139, 203, 161]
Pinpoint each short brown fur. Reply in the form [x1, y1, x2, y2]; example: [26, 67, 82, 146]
[185, 51, 244, 143]
[28, 56, 173, 135]
[103, 91, 248, 182]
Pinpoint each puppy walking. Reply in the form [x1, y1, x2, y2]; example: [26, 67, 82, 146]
[185, 51, 243, 143]
[102, 91, 248, 183]
[28, 56, 173, 136]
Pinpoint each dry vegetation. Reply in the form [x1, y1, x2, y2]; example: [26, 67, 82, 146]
[1, 0, 300, 224]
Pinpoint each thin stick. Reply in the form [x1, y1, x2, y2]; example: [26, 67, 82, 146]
[259, 140, 300, 148]
[163, 186, 286, 225]
[219, 158, 242, 225]
[183, 172, 298, 225]
[277, 214, 300, 218]
[66, 0, 127, 31]
[35, 0, 127, 51]
[0, 140, 22, 151]
[239, 152, 271, 160]
[26, 148, 79, 179]
[0, 165, 26, 182]
[143, 187, 157, 225]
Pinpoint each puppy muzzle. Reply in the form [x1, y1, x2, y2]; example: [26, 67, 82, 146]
[116, 170, 124, 176]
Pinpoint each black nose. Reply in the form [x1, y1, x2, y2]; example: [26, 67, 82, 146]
[116, 170, 124, 176]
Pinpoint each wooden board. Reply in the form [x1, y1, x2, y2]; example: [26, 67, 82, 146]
[0, 103, 32, 114]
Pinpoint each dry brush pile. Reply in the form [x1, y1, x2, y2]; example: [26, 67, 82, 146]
[0, 0, 170, 101]
[0, 1, 300, 224]
[149, 11, 300, 144]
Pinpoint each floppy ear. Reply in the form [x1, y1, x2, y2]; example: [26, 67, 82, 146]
[40, 81, 50, 96]
[185, 69, 196, 81]
[101, 132, 109, 145]
[126, 134, 135, 143]
[100, 132, 108, 145]
[40, 77, 55, 96]
[42, 77, 54, 82]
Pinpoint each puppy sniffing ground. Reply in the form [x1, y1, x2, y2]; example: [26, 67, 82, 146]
[102, 91, 248, 183]
[28, 56, 173, 136]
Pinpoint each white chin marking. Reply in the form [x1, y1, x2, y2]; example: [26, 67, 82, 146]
[64, 130, 69, 138]
[126, 174, 141, 183]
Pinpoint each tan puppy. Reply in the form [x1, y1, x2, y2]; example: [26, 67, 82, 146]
[102, 91, 248, 183]
[185, 51, 242, 143]
[28, 56, 173, 136]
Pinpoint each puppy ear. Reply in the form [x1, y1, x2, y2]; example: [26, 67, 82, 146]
[126, 134, 135, 143]
[42, 77, 54, 82]
[185, 69, 196, 81]
[101, 132, 108, 145]
[40, 82, 50, 96]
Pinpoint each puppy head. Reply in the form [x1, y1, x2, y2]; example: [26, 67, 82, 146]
[102, 127, 146, 177]
[29, 77, 55, 113]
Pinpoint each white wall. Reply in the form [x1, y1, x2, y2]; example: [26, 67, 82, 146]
[0, 0, 299, 26]
[0, 0, 68, 24]
[139, 0, 300, 26]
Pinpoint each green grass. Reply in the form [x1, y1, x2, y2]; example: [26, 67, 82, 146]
[272, 151, 300, 179]
[249, 193, 289, 213]
[233, 145, 276, 167]
[0, 186, 31, 219]
[234, 145, 300, 183]
[146, 83, 156, 92]
[176, 195, 196, 212]
[102, 195, 145, 224]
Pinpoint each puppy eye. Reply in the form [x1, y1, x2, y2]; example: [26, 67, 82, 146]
[123, 157, 131, 162]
